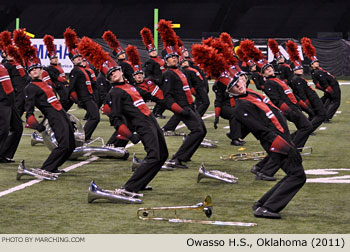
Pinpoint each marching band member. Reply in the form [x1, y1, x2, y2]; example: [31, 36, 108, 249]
[158, 20, 206, 169]
[15, 29, 75, 175]
[268, 39, 293, 84]
[302, 37, 341, 123]
[78, 36, 168, 195]
[64, 27, 100, 142]
[287, 40, 326, 133]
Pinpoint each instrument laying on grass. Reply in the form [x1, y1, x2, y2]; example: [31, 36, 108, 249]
[199, 138, 218, 148]
[163, 130, 186, 136]
[39, 113, 129, 160]
[131, 153, 174, 171]
[30, 131, 44, 146]
[137, 195, 257, 226]
[16, 160, 57, 181]
[88, 181, 143, 204]
[220, 146, 313, 161]
[197, 163, 238, 184]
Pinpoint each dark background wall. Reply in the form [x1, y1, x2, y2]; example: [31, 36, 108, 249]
[1, 0, 350, 39]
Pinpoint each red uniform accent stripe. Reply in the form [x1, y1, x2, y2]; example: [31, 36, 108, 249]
[240, 94, 284, 133]
[0, 65, 14, 95]
[78, 67, 93, 94]
[270, 77, 297, 104]
[32, 81, 62, 111]
[170, 68, 193, 105]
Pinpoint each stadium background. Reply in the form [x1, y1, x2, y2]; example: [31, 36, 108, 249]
[1, 0, 350, 75]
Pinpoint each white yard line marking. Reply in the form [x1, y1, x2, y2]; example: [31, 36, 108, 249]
[1, 113, 216, 197]
[319, 127, 327, 131]
[336, 111, 342, 114]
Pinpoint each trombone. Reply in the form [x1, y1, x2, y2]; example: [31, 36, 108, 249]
[137, 195, 257, 227]
[220, 146, 313, 161]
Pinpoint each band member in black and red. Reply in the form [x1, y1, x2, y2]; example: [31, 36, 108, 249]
[227, 74, 306, 219]
[1, 30, 30, 116]
[268, 39, 293, 84]
[0, 63, 23, 163]
[302, 37, 341, 123]
[24, 58, 75, 173]
[64, 28, 100, 141]
[287, 40, 326, 132]
[107, 65, 168, 192]
[42, 34, 72, 111]
[102, 30, 135, 85]
[158, 19, 206, 168]
[140, 27, 166, 118]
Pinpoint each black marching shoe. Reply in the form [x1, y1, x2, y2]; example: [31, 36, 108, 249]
[252, 201, 263, 211]
[250, 165, 261, 174]
[256, 172, 276, 181]
[165, 159, 188, 169]
[0, 157, 15, 163]
[254, 207, 281, 219]
[230, 139, 246, 146]
[51, 169, 66, 174]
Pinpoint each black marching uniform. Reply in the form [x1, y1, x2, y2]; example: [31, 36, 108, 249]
[162, 65, 209, 131]
[0, 64, 23, 162]
[277, 62, 293, 84]
[44, 63, 72, 111]
[162, 65, 206, 163]
[24, 79, 75, 172]
[251, 71, 265, 90]
[311, 67, 341, 121]
[68, 65, 100, 141]
[2, 59, 29, 116]
[117, 59, 136, 85]
[290, 74, 326, 132]
[234, 90, 306, 215]
[107, 81, 168, 193]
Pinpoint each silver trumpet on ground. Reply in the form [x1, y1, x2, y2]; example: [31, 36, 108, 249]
[163, 130, 186, 137]
[87, 181, 143, 204]
[40, 113, 129, 160]
[30, 132, 44, 146]
[182, 135, 218, 148]
[220, 146, 313, 161]
[197, 163, 238, 184]
[131, 153, 174, 171]
[137, 195, 257, 227]
[16, 160, 57, 181]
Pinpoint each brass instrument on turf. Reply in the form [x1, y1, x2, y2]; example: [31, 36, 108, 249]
[40, 113, 129, 160]
[200, 138, 218, 148]
[220, 146, 313, 161]
[16, 160, 57, 181]
[137, 195, 257, 226]
[197, 163, 237, 184]
[30, 132, 44, 146]
[163, 130, 186, 136]
[87, 181, 143, 204]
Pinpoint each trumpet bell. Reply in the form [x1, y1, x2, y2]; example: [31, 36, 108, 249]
[197, 163, 238, 184]
[88, 181, 143, 204]
[30, 132, 44, 146]
[200, 139, 218, 148]
[131, 153, 142, 172]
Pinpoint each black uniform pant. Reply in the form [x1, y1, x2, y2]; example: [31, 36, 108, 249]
[0, 104, 23, 159]
[124, 116, 168, 193]
[194, 89, 210, 116]
[81, 99, 100, 141]
[322, 88, 341, 121]
[171, 107, 206, 162]
[55, 85, 73, 112]
[257, 151, 306, 213]
[285, 109, 313, 148]
[152, 103, 166, 116]
[42, 111, 75, 171]
[15, 90, 25, 117]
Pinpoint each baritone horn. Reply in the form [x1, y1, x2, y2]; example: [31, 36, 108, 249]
[137, 195, 257, 227]
[88, 181, 143, 204]
[197, 163, 238, 184]
[220, 146, 313, 161]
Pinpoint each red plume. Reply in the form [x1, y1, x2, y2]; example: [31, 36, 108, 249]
[210, 38, 238, 66]
[219, 32, 233, 48]
[177, 36, 184, 47]
[157, 19, 178, 48]
[301, 37, 316, 58]
[125, 45, 141, 66]
[236, 47, 249, 63]
[240, 39, 265, 61]
[102, 30, 121, 51]
[78, 37, 110, 71]
[0, 31, 12, 51]
[6, 45, 23, 65]
[192, 43, 228, 78]
[13, 29, 37, 64]
[140, 27, 154, 47]
[286, 40, 301, 63]
[63, 27, 79, 51]
[267, 39, 280, 56]
[202, 37, 214, 47]
[43, 34, 56, 56]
